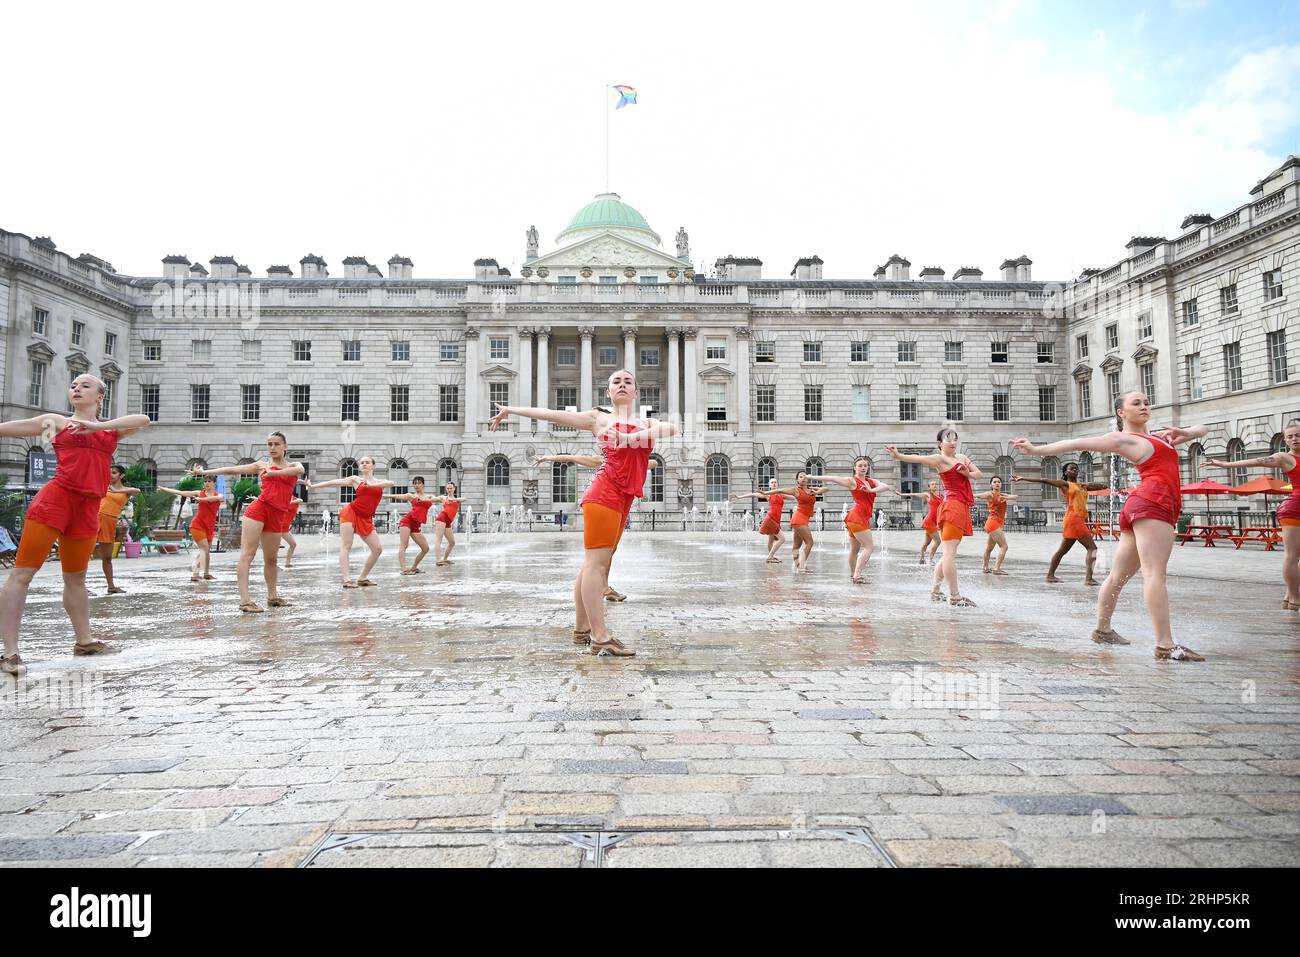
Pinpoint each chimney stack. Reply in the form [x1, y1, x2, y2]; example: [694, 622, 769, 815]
[474, 258, 500, 280]
[1014, 256, 1032, 282]
[342, 256, 372, 280]
[919, 266, 945, 281]
[388, 255, 413, 279]
[952, 267, 983, 281]
[162, 254, 190, 281]
[209, 256, 238, 280]
[790, 255, 822, 281]
[189, 261, 209, 279]
[1000, 258, 1018, 281]
[1124, 237, 1166, 256]
[873, 265, 886, 279]
[885, 254, 910, 282]
[299, 254, 328, 279]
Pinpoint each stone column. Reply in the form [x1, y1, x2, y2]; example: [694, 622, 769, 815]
[667, 328, 681, 426]
[682, 327, 698, 437]
[518, 327, 533, 431]
[463, 328, 479, 435]
[579, 326, 595, 410]
[623, 324, 638, 375]
[734, 325, 751, 435]
[535, 327, 550, 433]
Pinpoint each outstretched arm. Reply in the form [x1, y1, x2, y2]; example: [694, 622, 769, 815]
[1011, 434, 1147, 463]
[1206, 450, 1297, 472]
[1157, 424, 1209, 447]
[158, 487, 199, 499]
[307, 476, 358, 491]
[612, 418, 680, 448]
[869, 479, 893, 494]
[80, 413, 151, 438]
[383, 492, 416, 502]
[0, 413, 67, 438]
[815, 475, 855, 489]
[537, 454, 603, 468]
[490, 404, 598, 433]
[884, 445, 944, 469]
[732, 491, 770, 501]
[1012, 475, 1068, 491]
[193, 462, 263, 477]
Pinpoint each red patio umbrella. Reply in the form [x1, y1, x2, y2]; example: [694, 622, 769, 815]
[1180, 479, 1234, 522]
[1087, 485, 1139, 496]
[1231, 476, 1290, 520]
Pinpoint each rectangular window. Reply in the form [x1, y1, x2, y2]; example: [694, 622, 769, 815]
[638, 275, 659, 284]
[390, 385, 410, 422]
[192, 340, 211, 362]
[755, 340, 776, 363]
[1038, 385, 1056, 422]
[552, 462, 577, 504]
[852, 385, 871, 422]
[32, 307, 48, 336]
[1182, 299, 1199, 327]
[440, 341, 460, 362]
[803, 341, 822, 363]
[340, 385, 360, 421]
[489, 382, 509, 412]
[991, 341, 1009, 363]
[143, 340, 162, 362]
[1140, 362, 1156, 400]
[241, 384, 261, 422]
[489, 337, 510, 360]
[897, 341, 917, 363]
[391, 341, 410, 362]
[945, 384, 964, 421]
[142, 384, 160, 422]
[755, 385, 776, 422]
[1076, 334, 1089, 359]
[555, 386, 577, 410]
[439, 385, 460, 422]
[557, 346, 577, 367]
[1105, 324, 1119, 350]
[1078, 379, 1092, 419]
[104, 331, 116, 356]
[242, 340, 261, 362]
[706, 338, 727, 361]
[898, 385, 918, 422]
[1269, 329, 1289, 383]
[557, 275, 577, 284]
[342, 340, 362, 362]
[1220, 284, 1238, 315]
[1137, 311, 1153, 340]
[639, 386, 660, 418]
[850, 341, 870, 363]
[293, 340, 312, 362]
[1223, 342, 1243, 392]
[1106, 370, 1121, 408]
[190, 385, 210, 423]
[599, 275, 618, 284]
[707, 382, 727, 422]
[598, 346, 618, 367]
[101, 380, 115, 419]
[71, 320, 84, 347]
[1186, 353, 1203, 400]
[992, 388, 1010, 422]
[292, 384, 311, 422]
[804, 385, 823, 422]
[944, 341, 963, 363]
[1264, 269, 1284, 302]
[639, 346, 659, 367]
[1036, 341, 1055, 364]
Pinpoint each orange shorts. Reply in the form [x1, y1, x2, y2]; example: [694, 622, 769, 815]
[1281, 518, 1300, 528]
[190, 520, 215, 543]
[845, 521, 869, 536]
[984, 517, 1004, 534]
[938, 500, 973, 540]
[96, 513, 119, 545]
[1063, 512, 1090, 540]
[15, 519, 97, 572]
[339, 504, 376, 537]
[759, 516, 781, 536]
[582, 502, 623, 550]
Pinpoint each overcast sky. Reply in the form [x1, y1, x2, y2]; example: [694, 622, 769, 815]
[3, 0, 1298, 283]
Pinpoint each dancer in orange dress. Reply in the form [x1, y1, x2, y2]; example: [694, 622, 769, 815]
[0, 373, 151, 676]
[817, 458, 893, 583]
[490, 369, 678, 656]
[976, 476, 1019, 576]
[1013, 463, 1107, 585]
[899, 480, 943, 565]
[386, 476, 438, 574]
[733, 478, 787, 563]
[1206, 419, 1300, 610]
[191, 432, 304, 613]
[308, 456, 393, 588]
[430, 482, 468, 567]
[158, 477, 224, 581]
[1013, 391, 1209, 661]
[94, 465, 141, 594]
[887, 429, 984, 607]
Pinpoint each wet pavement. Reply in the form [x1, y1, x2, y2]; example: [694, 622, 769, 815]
[2, 526, 1298, 867]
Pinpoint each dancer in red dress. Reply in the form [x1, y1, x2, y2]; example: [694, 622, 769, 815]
[430, 482, 468, 567]
[1013, 391, 1209, 661]
[490, 369, 678, 656]
[308, 456, 393, 588]
[899, 480, 943, 565]
[0, 373, 150, 676]
[192, 432, 304, 613]
[976, 477, 1019, 576]
[158, 477, 224, 580]
[94, 465, 141, 594]
[888, 429, 984, 607]
[386, 476, 439, 574]
[817, 458, 893, 583]
[1013, 463, 1107, 585]
[1206, 419, 1300, 610]
[760, 473, 823, 573]
[733, 478, 787, 563]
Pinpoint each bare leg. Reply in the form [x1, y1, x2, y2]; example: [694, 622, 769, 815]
[237, 517, 266, 607]
[441, 528, 457, 563]
[852, 530, 874, 578]
[398, 527, 411, 571]
[358, 531, 383, 580]
[1283, 527, 1300, 604]
[799, 528, 814, 571]
[993, 530, 1008, 572]
[847, 538, 859, 578]
[982, 535, 994, 572]
[0, 566, 39, 657]
[940, 539, 961, 597]
[1132, 520, 1176, 651]
[1096, 531, 1140, 633]
[918, 532, 930, 564]
[1045, 537, 1073, 581]
[97, 543, 120, 592]
[574, 566, 590, 633]
[926, 532, 941, 563]
[261, 531, 284, 601]
[581, 547, 616, 640]
[765, 532, 784, 561]
[410, 532, 430, 571]
[63, 571, 93, 645]
[339, 523, 356, 584]
[283, 532, 297, 567]
[931, 542, 947, 594]
[1082, 536, 1099, 585]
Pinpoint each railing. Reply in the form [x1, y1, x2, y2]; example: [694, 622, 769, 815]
[637, 284, 667, 297]
[1100, 265, 1122, 282]
[552, 284, 578, 295]
[937, 289, 965, 299]
[844, 290, 875, 301]
[1254, 190, 1286, 216]
[892, 289, 922, 301]
[1176, 230, 1203, 253]
[339, 287, 369, 297]
[749, 289, 781, 302]
[597, 285, 619, 295]
[386, 287, 416, 298]
[1132, 250, 1156, 268]
[981, 289, 1012, 301]
[482, 283, 517, 296]
[704, 420, 735, 432]
[478, 420, 514, 432]
[1213, 212, 1240, 235]
[288, 287, 317, 298]
[697, 284, 735, 296]
[435, 287, 466, 299]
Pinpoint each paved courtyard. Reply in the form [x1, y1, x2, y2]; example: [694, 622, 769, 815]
[1, 525, 1298, 867]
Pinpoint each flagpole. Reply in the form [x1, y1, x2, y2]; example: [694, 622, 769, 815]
[604, 84, 610, 193]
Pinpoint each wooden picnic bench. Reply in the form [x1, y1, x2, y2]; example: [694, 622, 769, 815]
[1085, 521, 1119, 541]
[143, 529, 188, 554]
[1229, 527, 1282, 551]
[1177, 524, 1234, 547]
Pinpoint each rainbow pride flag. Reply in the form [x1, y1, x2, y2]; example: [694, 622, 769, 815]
[612, 84, 637, 109]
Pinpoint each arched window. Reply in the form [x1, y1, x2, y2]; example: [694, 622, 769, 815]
[339, 458, 358, 503]
[389, 457, 409, 495]
[1039, 456, 1060, 501]
[1270, 433, 1286, 480]
[486, 455, 510, 493]
[757, 457, 778, 489]
[436, 458, 459, 495]
[706, 454, 730, 502]
[994, 455, 1014, 487]
[647, 454, 665, 503]
[134, 458, 158, 490]
[805, 457, 825, 478]
[1185, 443, 1203, 483]
[1077, 452, 1093, 484]
[551, 461, 576, 504]
[1226, 438, 1247, 487]
[185, 457, 207, 473]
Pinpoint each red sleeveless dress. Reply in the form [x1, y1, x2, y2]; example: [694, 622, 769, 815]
[341, 482, 385, 536]
[26, 425, 119, 539]
[190, 497, 221, 542]
[984, 491, 1007, 533]
[401, 497, 433, 532]
[921, 492, 942, 531]
[1119, 433, 1181, 532]
[1278, 460, 1300, 526]
[844, 477, 879, 533]
[759, 494, 784, 536]
[245, 465, 298, 533]
[937, 463, 974, 538]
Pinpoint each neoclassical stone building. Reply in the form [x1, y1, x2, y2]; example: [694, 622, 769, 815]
[1, 156, 1296, 520]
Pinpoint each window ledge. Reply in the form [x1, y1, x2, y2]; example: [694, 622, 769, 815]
[1263, 297, 1287, 308]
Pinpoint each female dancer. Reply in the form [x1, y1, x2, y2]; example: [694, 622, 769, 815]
[1013, 391, 1209, 661]
[817, 458, 892, 583]
[732, 478, 786, 563]
[1013, 463, 1107, 585]
[192, 432, 304, 613]
[490, 369, 678, 656]
[94, 464, 141, 594]
[898, 480, 943, 565]
[386, 476, 438, 574]
[308, 456, 393, 588]
[760, 472, 823, 573]
[1205, 420, 1300, 609]
[158, 477, 224, 581]
[0, 374, 150, 676]
[887, 429, 983, 607]
[977, 476, 1019, 576]
[431, 482, 468, 567]
[281, 497, 302, 567]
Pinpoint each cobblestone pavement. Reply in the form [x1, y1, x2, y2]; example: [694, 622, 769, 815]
[2, 527, 1298, 867]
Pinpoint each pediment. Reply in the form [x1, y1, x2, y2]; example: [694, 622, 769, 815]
[66, 350, 91, 373]
[27, 341, 56, 362]
[480, 363, 517, 379]
[698, 363, 735, 380]
[99, 360, 124, 381]
[1071, 361, 1092, 382]
[1099, 354, 1124, 373]
[531, 231, 686, 271]
[1131, 343, 1159, 363]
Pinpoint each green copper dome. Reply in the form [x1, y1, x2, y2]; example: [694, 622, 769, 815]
[556, 193, 661, 246]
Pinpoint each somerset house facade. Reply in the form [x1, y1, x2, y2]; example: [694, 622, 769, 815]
[2, 155, 1297, 522]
